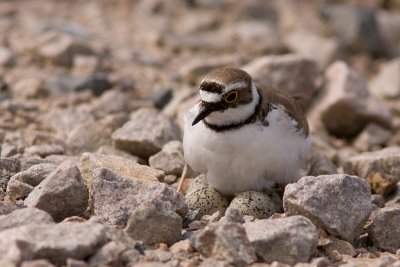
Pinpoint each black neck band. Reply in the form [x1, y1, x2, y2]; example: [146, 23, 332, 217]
[203, 90, 263, 132]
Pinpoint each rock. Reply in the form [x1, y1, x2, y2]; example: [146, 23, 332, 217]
[149, 141, 185, 176]
[88, 241, 140, 267]
[0, 207, 54, 231]
[244, 215, 318, 265]
[228, 190, 282, 219]
[243, 54, 322, 111]
[368, 207, 400, 253]
[66, 258, 88, 267]
[96, 145, 142, 163]
[0, 222, 108, 266]
[283, 174, 372, 243]
[320, 4, 391, 57]
[112, 108, 181, 158]
[371, 194, 385, 208]
[319, 234, 356, 259]
[23, 145, 64, 158]
[66, 120, 112, 154]
[194, 222, 256, 267]
[353, 123, 392, 152]
[149, 88, 173, 110]
[80, 152, 162, 196]
[7, 163, 57, 199]
[0, 46, 14, 67]
[284, 29, 339, 68]
[50, 73, 112, 96]
[377, 10, 400, 55]
[21, 260, 55, 267]
[185, 175, 230, 217]
[37, 34, 94, 67]
[0, 158, 21, 179]
[144, 249, 172, 262]
[313, 61, 392, 138]
[344, 147, 400, 196]
[219, 208, 245, 224]
[169, 239, 193, 254]
[24, 162, 88, 221]
[94, 90, 154, 114]
[369, 58, 400, 99]
[308, 148, 337, 176]
[124, 199, 182, 246]
[11, 77, 47, 99]
[0, 201, 20, 215]
[90, 167, 186, 228]
[71, 55, 99, 76]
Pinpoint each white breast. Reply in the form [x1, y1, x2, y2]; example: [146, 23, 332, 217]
[183, 103, 310, 195]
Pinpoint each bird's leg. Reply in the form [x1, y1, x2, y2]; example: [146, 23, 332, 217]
[177, 164, 188, 193]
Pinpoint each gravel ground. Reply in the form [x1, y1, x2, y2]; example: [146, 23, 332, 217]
[0, 0, 400, 266]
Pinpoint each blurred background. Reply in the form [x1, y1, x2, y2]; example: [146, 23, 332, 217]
[0, 0, 399, 159]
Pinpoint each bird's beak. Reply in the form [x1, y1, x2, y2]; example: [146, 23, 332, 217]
[192, 104, 214, 126]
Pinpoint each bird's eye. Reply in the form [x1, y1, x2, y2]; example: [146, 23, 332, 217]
[224, 91, 238, 103]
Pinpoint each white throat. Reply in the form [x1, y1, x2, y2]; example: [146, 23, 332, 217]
[205, 82, 260, 126]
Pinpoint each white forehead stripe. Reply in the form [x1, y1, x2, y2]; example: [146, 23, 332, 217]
[225, 81, 247, 92]
[199, 90, 221, 103]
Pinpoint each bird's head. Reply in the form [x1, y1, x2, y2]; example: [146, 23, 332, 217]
[192, 68, 259, 127]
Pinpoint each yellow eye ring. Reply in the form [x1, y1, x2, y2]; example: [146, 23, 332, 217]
[224, 91, 238, 103]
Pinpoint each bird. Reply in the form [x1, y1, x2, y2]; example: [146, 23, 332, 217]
[182, 68, 310, 195]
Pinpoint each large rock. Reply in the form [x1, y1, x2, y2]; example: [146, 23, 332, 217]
[0, 158, 21, 179]
[283, 174, 372, 243]
[112, 108, 181, 158]
[243, 54, 321, 111]
[124, 199, 182, 246]
[24, 162, 88, 221]
[149, 141, 185, 176]
[194, 222, 256, 267]
[320, 4, 391, 57]
[312, 61, 392, 138]
[7, 163, 57, 199]
[0, 201, 20, 215]
[90, 167, 186, 227]
[0, 207, 54, 231]
[344, 147, 400, 196]
[0, 222, 108, 266]
[244, 215, 318, 265]
[368, 207, 400, 253]
[369, 58, 400, 99]
[80, 152, 162, 196]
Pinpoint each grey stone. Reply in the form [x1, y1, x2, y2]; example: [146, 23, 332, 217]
[24, 162, 88, 221]
[96, 145, 142, 163]
[283, 174, 372, 243]
[23, 145, 64, 158]
[185, 175, 230, 217]
[0, 207, 54, 231]
[80, 152, 162, 197]
[243, 54, 321, 111]
[94, 90, 154, 114]
[50, 73, 111, 96]
[21, 260, 55, 267]
[0, 201, 20, 215]
[368, 207, 400, 253]
[369, 58, 400, 99]
[144, 249, 172, 262]
[308, 149, 337, 176]
[66, 258, 88, 267]
[313, 61, 392, 138]
[228, 190, 282, 219]
[0, 222, 108, 266]
[88, 241, 140, 267]
[124, 199, 182, 246]
[7, 163, 57, 199]
[371, 194, 385, 208]
[244, 215, 318, 265]
[321, 5, 391, 57]
[112, 108, 181, 158]
[0, 158, 21, 179]
[319, 234, 356, 259]
[0, 46, 14, 67]
[344, 147, 400, 196]
[353, 123, 392, 152]
[195, 222, 256, 267]
[90, 167, 186, 227]
[11, 77, 47, 99]
[149, 141, 185, 176]
[37, 33, 94, 67]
